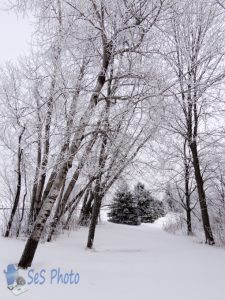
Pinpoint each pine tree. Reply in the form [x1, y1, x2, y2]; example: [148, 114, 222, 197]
[108, 184, 141, 226]
[134, 182, 165, 223]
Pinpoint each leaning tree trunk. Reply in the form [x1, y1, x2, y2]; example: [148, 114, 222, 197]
[29, 4, 63, 225]
[5, 127, 25, 237]
[190, 141, 214, 244]
[47, 177, 66, 242]
[28, 92, 42, 230]
[33, 60, 59, 222]
[78, 188, 94, 226]
[47, 131, 99, 237]
[47, 130, 98, 242]
[63, 179, 96, 230]
[62, 192, 85, 230]
[16, 164, 27, 237]
[87, 105, 110, 248]
[87, 189, 103, 249]
[46, 170, 94, 239]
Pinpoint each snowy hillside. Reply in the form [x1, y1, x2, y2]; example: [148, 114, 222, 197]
[1, 219, 225, 300]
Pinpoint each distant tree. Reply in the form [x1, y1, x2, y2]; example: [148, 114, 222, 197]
[163, 184, 179, 213]
[134, 182, 165, 223]
[134, 182, 151, 222]
[108, 183, 140, 226]
[150, 199, 165, 222]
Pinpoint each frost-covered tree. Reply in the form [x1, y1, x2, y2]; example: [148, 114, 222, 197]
[163, 184, 180, 214]
[158, 0, 225, 244]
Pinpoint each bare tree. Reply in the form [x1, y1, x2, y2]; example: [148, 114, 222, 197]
[160, 0, 225, 244]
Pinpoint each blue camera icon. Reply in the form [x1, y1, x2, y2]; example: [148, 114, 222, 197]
[3, 264, 18, 287]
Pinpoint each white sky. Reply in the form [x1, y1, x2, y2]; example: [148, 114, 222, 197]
[0, 6, 32, 63]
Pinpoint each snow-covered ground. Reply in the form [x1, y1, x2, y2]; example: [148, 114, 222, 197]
[1, 218, 225, 300]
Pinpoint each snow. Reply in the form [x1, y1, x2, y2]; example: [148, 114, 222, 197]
[1, 217, 225, 300]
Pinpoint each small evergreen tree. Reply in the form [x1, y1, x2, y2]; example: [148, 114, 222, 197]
[108, 183, 141, 225]
[134, 182, 165, 223]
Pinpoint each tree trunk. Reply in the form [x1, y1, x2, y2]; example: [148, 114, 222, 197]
[28, 93, 42, 230]
[47, 178, 66, 242]
[184, 139, 192, 236]
[33, 70, 58, 221]
[186, 208, 192, 236]
[63, 180, 95, 230]
[78, 189, 94, 226]
[190, 141, 214, 244]
[62, 194, 83, 230]
[18, 162, 70, 268]
[56, 132, 98, 216]
[16, 165, 27, 237]
[86, 191, 102, 249]
[5, 127, 25, 237]
[86, 103, 109, 248]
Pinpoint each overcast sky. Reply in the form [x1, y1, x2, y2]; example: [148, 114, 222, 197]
[0, 7, 32, 63]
